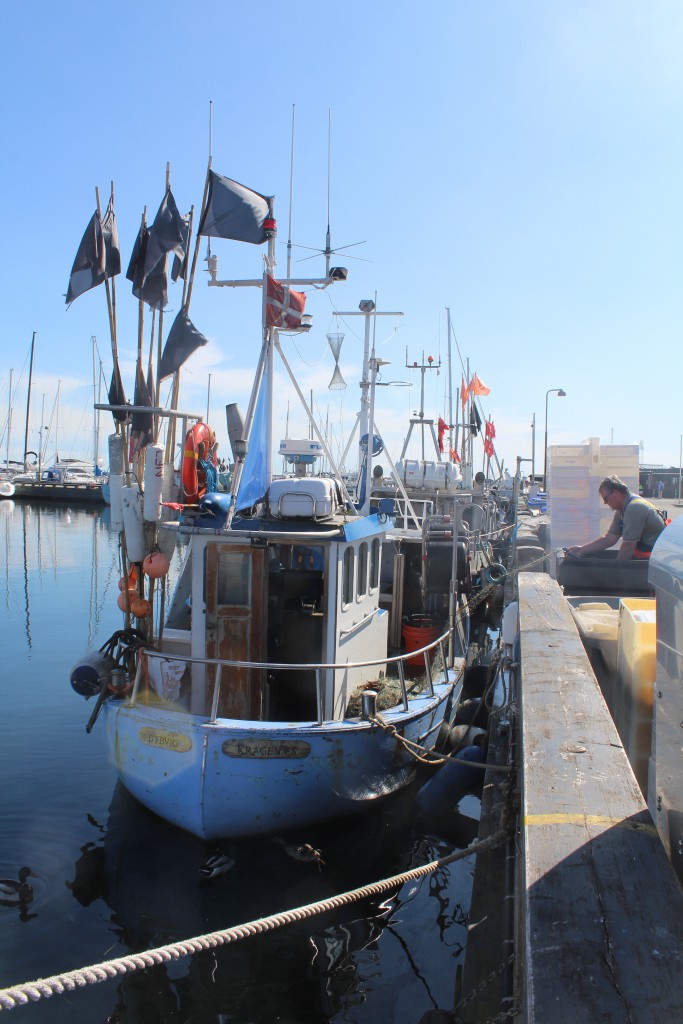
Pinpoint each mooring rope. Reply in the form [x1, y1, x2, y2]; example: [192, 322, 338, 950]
[0, 829, 508, 1012]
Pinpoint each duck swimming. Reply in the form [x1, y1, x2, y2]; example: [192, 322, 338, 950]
[0, 867, 35, 906]
[271, 836, 325, 869]
[199, 848, 236, 880]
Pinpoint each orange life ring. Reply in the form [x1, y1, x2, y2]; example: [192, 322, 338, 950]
[182, 422, 217, 503]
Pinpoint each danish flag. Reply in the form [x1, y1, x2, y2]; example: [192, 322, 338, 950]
[265, 275, 306, 329]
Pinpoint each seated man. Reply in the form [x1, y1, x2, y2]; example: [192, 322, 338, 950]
[567, 475, 666, 561]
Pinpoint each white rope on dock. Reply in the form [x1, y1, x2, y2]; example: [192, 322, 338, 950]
[0, 829, 507, 1012]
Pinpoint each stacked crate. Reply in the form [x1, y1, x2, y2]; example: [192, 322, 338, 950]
[549, 438, 639, 550]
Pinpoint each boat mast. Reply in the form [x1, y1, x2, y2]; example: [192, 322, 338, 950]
[54, 381, 60, 462]
[23, 332, 36, 471]
[335, 300, 403, 509]
[38, 393, 45, 475]
[446, 307, 453, 459]
[286, 104, 295, 280]
[6, 368, 12, 471]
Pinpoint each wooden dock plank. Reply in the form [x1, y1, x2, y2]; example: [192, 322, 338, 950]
[519, 572, 683, 1022]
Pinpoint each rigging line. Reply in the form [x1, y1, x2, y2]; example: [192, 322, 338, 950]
[288, 334, 328, 369]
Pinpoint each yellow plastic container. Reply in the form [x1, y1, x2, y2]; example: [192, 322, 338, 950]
[615, 598, 656, 795]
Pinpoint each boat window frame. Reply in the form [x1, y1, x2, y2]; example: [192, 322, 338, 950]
[369, 537, 380, 593]
[356, 541, 368, 601]
[342, 546, 355, 608]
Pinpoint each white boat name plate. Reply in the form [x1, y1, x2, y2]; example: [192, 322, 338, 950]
[139, 727, 192, 752]
[222, 738, 311, 759]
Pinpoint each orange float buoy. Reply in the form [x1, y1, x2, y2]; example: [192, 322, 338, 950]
[130, 596, 152, 618]
[143, 550, 170, 579]
[117, 588, 137, 612]
[118, 569, 137, 592]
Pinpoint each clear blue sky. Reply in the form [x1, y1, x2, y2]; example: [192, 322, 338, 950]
[1, 1, 682, 476]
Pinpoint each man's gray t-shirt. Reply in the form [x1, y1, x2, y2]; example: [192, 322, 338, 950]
[609, 496, 666, 548]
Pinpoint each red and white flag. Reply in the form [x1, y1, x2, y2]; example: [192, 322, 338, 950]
[266, 275, 306, 329]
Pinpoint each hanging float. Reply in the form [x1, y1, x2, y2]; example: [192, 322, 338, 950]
[182, 422, 218, 504]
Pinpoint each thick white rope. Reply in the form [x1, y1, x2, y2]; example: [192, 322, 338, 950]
[0, 829, 507, 1012]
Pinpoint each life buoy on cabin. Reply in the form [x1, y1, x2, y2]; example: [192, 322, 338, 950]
[182, 423, 217, 504]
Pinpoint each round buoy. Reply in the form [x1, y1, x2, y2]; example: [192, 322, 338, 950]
[143, 550, 170, 579]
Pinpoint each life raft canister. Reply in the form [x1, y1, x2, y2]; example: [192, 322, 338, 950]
[182, 422, 217, 504]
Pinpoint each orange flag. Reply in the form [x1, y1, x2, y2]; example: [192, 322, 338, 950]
[460, 376, 468, 410]
[468, 373, 490, 397]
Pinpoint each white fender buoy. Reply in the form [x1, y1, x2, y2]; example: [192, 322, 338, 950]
[108, 473, 124, 531]
[108, 433, 125, 476]
[143, 444, 165, 522]
[121, 485, 146, 562]
[501, 600, 519, 646]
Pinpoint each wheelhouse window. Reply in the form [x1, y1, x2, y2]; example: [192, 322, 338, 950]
[216, 551, 251, 606]
[357, 542, 368, 598]
[342, 547, 354, 606]
[369, 538, 380, 591]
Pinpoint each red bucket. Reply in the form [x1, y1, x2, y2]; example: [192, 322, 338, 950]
[402, 620, 441, 668]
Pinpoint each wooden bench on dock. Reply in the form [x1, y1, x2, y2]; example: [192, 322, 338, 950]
[519, 571, 683, 1021]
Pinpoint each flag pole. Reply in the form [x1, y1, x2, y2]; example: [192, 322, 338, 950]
[181, 206, 195, 310]
[446, 307, 454, 460]
[185, 164, 211, 313]
[106, 182, 130, 480]
[95, 186, 118, 366]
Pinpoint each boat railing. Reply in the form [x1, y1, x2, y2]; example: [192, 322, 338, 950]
[127, 628, 459, 726]
[390, 495, 435, 531]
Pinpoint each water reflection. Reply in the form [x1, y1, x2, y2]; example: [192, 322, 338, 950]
[62, 780, 476, 1023]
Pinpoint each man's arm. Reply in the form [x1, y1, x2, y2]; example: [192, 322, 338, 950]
[567, 532, 619, 557]
[617, 539, 637, 560]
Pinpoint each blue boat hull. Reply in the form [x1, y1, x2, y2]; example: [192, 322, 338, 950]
[102, 675, 461, 839]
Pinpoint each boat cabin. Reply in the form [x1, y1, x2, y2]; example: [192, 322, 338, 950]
[161, 479, 389, 724]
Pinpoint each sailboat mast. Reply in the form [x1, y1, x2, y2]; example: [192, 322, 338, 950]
[23, 332, 36, 471]
[55, 380, 60, 462]
[38, 393, 45, 474]
[6, 368, 12, 470]
[91, 336, 98, 467]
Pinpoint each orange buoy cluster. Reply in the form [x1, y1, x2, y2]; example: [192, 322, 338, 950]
[116, 548, 171, 619]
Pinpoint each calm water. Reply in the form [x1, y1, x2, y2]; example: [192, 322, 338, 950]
[0, 501, 479, 1024]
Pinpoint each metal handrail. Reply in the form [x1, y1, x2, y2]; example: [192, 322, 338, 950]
[129, 627, 457, 716]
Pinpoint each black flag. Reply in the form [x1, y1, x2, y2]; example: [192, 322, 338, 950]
[171, 214, 190, 281]
[198, 171, 270, 244]
[470, 403, 482, 436]
[158, 310, 209, 380]
[66, 213, 106, 305]
[144, 189, 187, 282]
[131, 361, 154, 453]
[101, 198, 121, 278]
[126, 223, 168, 310]
[108, 360, 128, 424]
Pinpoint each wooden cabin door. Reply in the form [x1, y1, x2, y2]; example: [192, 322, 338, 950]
[205, 544, 265, 719]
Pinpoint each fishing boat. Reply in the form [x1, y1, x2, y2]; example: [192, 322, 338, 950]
[70, 173, 470, 841]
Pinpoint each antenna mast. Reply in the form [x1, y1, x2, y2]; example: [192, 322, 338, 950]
[287, 104, 295, 279]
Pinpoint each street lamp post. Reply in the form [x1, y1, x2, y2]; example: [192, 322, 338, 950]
[543, 388, 566, 491]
